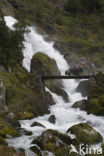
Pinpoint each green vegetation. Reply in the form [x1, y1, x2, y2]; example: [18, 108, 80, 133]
[0, 146, 25, 156]
[65, 0, 101, 13]
[0, 0, 104, 69]
[87, 73, 104, 116]
[0, 11, 26, 70]
[67, 123, 103, 144]
[0, 71, 50, 119]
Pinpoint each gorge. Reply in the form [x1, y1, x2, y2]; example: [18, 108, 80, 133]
[3, 16, 104, 156]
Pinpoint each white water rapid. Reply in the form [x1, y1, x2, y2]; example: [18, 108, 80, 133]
[4, 16, 104, 156]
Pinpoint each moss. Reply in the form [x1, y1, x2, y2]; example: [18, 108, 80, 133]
[0, 125, 19, 137]
[0, 146, 25, 156]
[67, 123, 103, 145]
[32, 52, 56, 71]
[0, 136, 7, 145]
[14, 112, 34, 120]
[0, 72, 50, 118]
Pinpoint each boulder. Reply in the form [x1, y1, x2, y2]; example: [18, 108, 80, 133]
[72, 100, 87, 111]
[23, 130, 32, 136]
[31, 122, 45, 128]
[30, 52, 69, 101]
[30, 146, 42, 156]
[30, 52, 59, 76]
[32, 129, 73, 156]
[67, 123, 103, 144]
[48, 115, 56, 124]
[76, 80, 89, 97]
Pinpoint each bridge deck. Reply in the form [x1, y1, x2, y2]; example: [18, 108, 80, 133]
[42, 75, 95, 80]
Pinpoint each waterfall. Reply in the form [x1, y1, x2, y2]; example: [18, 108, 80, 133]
[4, 16, 104, 155]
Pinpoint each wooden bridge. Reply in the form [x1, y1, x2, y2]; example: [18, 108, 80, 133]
[42, 75, 95, 80]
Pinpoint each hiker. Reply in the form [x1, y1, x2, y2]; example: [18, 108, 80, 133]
[65, 64, 83, 76]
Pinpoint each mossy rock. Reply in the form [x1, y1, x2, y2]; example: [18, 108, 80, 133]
[0, 136, 7, 145]
[67, 123, 103, 145]
[0, 124, 20, 138]
[31, 52, 59, 76]
[14, 112, 34, 120]
[0, 146, 25, 156]
[33, 129, 72, 156]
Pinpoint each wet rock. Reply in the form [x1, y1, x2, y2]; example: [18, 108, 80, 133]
[76, 80, 89, 97]
[51, 87, 69, 102]
[35, 129, 72, 156]
[72, 100, 87, 111]
[67, 123, 103, 144]
[48, 115, 56, 124]
[23, 130, 32, 136]
[6, 134, 12, 139]
[31, 122, 45, 128]
[30, 146, 42, 156]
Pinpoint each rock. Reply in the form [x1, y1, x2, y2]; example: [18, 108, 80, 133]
[6, 134, 13, 139]
[67, 123, 103, 144]
[0, 78, 6, 111]
[31, 121, 45, 128]
[10, 0, 25, 9]
[48, 115, 56, 124]
[0, 65, 6, 72]
[51, 86, 69, 102]
[72, 100, 87, 111]
[0, 146, 25, 156]
[76, 80, 89, 97]
[85, 73, 104, 116]
[23, 130, 32, 136]
[30, 52, 68, 100]
[34, 129, 72, 156]
[30, 52, 59, 76]
[30, 146, 42, 156]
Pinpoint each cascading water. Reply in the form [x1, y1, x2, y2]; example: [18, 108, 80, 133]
[4, 16, 104, 155]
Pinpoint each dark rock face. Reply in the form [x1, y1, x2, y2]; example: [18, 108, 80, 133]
[48, 115, 56, 124]
[76, 80, 89, 97]
[31, 122, 45, 128]
[87, 73, 104, 116]
[67, 123, 103, 144]
[10, 0, 25, 9]
[72, 100, 87, 111]
[30, 146, 42, 156]
[0, 78, 6, 111]
[73, 73, 104, 116]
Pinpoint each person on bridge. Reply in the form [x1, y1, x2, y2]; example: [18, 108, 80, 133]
[65, 64, 83, 76]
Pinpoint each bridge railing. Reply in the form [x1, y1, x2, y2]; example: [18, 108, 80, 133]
[37, 68, 98, 77]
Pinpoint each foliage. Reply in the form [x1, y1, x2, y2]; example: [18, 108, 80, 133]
[0, 12, 26, 69]
[65, 0, 101, 13]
